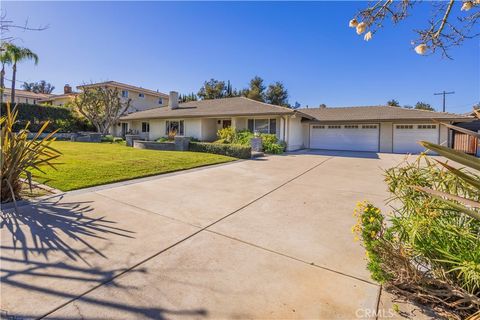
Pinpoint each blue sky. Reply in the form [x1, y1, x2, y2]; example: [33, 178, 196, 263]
[3, 1, 479, 113]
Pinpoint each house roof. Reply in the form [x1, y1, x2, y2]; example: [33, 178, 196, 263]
[77, 81, 169, 98]
[38, 92, 78, 102]
[299, 106, 472, 122]
[2, 88, 53, 100]
[120, 97, 299, 120]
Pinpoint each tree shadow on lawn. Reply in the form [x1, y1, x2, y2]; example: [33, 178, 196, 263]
[0, 196, 208, 319]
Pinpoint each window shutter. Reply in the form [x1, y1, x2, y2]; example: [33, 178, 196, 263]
[269, 119, 276, 134]
[248, 119, 254, 132]
[165, 121, 170, 134]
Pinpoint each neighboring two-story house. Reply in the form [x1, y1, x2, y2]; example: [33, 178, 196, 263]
[40, 81, 169, 111]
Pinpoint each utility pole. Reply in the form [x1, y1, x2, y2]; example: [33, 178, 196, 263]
[434, 90, 455, 112]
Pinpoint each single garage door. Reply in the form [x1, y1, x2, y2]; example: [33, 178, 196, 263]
[393, 124, 439, 153]
[310, 124, 379, 152]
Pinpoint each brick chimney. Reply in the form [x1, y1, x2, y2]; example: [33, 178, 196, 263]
[64, 84, 72, 94]
[169, 91, 179, 109]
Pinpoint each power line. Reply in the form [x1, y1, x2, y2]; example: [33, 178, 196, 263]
[434, 90, 455, 112]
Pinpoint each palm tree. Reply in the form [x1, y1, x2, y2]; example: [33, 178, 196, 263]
[5, 44, 39, 104]
[0, 43, 12, 105]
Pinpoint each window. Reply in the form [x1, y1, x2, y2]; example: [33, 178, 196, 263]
[26, 98, 29, 104]
[141, 122, 150, 133]
[138, 93, 145, 98]
[33, 99, 37, 104]
[165, 120, 184, 136]
[312, 125, 325, 129]
[247, 119, 277, 134]
[396, 125, 414, 129]
[158, 98, 163, 105]
[418, 124, 436, 129]
[344, 125, 359, 129]
[362, 125, 378, 129]
[328, 125, 341, 129]
[121, 90, 129, 98]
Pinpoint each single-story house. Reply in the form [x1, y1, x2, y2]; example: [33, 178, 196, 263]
[2, 88, 53, 105]
[118, 92, 472, 153]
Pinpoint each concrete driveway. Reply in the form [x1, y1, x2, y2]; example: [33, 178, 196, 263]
[1, 151, 422, 319]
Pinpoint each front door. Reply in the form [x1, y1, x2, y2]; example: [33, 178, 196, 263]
[222, 120, 232, 128]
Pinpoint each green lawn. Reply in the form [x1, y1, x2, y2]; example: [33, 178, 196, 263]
[32, 141, 235, 191]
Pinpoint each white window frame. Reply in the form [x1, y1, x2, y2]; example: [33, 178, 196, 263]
[121, 90, 129, 98]
[165, 120, 185, 136]
[141, 122, 150, 133]
[158, 98, 163, 105]
[138, 93, 145, 99]
[247, 118, 277, 134]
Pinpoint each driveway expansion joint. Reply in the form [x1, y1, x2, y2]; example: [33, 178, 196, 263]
[39, 156, 334, 319]
[205, 229, 378, 287]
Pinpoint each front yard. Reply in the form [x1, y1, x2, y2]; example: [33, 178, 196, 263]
[32, 141, 235, 191]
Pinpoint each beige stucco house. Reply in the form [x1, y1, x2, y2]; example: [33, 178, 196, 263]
[119, 92, 471, 153]
[40, 81, 169, 111]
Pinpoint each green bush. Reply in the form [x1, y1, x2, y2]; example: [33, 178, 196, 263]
[189, 142, 251, 159]
[156, 137, 170, 142]
[217, 127, 236, 143]
[260, 134, 286, 154]
[1, 102, 94, 133]
[353, 156, 480, 319]
[215, 128, 285, 154]
[101, 135, 123, 143]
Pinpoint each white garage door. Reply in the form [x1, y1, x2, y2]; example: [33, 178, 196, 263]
[393, 124, 439, 153]
[310, 124, 379, 152]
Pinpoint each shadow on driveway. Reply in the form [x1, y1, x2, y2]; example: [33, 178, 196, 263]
[0, 196, 208, 319]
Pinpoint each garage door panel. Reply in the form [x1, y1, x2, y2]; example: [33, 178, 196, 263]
[310, 124, 379, 152]
[393, 124, 438, 153]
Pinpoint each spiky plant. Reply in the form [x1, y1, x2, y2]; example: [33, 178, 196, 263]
[1, 104, 61, 208]
[417, 109, 480, 221]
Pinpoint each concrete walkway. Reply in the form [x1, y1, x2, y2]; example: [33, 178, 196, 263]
[1, 151, 425, 319]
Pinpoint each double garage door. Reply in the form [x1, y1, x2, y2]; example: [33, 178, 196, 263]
[310, 123, 439, 153]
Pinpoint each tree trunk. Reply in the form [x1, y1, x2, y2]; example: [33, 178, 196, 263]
[0, 64, 5, 105]
[11, 63, 17, 105]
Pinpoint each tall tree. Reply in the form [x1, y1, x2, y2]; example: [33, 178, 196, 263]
[179, 92, 198, 103]
[0, 43, 12, 105]
[4, 44, 39, 104]
[414, 101, 435, 111]
[242, 76, 266, 102]
[197, 79, 228, 100]
[22, 80, 55, 94]
[72, 86, 131, 135]
[387, 99, 400, 107]
[265, 82, 289, 107]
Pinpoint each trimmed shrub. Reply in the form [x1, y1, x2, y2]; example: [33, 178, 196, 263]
[1, 103, 94, 133]
[261, 134, 286, 154]
[217, 127, 236, 143]
[189, 142, 251, 159]
[101, 135, 123, 143]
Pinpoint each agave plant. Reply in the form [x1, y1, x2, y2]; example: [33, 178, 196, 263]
[1, 104, 61, 208]
[417, 109, 480, 221]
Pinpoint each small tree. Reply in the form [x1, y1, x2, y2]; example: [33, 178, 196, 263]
[242, 76, 266, 102]
[72, 86, 131, 135]
[265, 82, 289, 107]
[414, 101, 435, 111]
[387, 99, 400, 107]
[197, 79, 227, 100]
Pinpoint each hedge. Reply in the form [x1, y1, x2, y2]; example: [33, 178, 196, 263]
[1, 102, 94, 133]
[189, 142, 251, 159]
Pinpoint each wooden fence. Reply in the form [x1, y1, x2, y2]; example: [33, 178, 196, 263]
[453, 132, 478, 155]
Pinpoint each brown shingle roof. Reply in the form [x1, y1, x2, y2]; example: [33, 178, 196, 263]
[2, 88, 53, 99]
[299, 106, 472, 122]
[120, 97, 297, 120]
